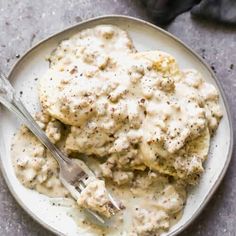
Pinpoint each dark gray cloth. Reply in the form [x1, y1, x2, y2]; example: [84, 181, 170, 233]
[191, 0, 236, 24]
[141, 0, 236, 26]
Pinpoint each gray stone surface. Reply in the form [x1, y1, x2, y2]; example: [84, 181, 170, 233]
[0, 0, 235, 235]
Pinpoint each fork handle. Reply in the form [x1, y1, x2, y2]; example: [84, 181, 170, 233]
[0, 90, 70, 165]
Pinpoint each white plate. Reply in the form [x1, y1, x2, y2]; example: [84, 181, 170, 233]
[0, 15, 233, 236]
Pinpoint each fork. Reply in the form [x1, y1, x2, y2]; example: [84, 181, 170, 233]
[0, 71, 120, 224]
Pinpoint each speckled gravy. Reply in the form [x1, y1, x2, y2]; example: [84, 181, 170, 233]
[11, 25, 222, 236]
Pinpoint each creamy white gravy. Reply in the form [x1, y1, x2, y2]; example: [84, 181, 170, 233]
[11, 25, 222, 236]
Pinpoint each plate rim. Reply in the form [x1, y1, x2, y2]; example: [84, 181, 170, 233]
[0, 14, 233, 236]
